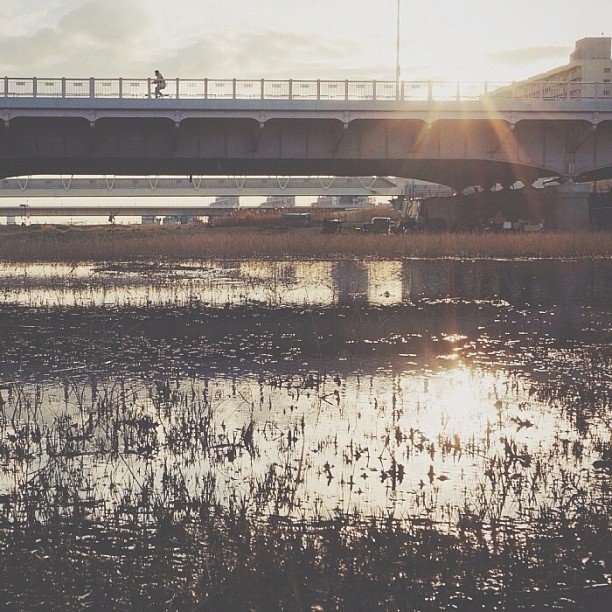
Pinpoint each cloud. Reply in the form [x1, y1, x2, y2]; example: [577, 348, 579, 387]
[0, 0, 152, 76]
[160, 30, 390, 80]
[1, 0, 394, 81]
[57, 0, 145, 44]
[486, 45, 572, 67]
[162, 31, 366, 79]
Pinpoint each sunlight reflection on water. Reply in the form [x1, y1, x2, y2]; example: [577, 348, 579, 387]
[0, 258, 609, 529]
[0, 353, 604, 527]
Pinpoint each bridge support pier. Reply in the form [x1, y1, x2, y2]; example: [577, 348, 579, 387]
[542, 182, 590, 230]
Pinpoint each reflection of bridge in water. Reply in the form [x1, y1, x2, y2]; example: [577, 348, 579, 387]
[1, 259, 609, 317]
[213, 260, 612, 328]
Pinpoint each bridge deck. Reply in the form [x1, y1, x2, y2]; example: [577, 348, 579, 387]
[3, 77, 612, 186]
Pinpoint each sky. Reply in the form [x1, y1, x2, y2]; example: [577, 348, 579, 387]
[2, 0, 612, 83]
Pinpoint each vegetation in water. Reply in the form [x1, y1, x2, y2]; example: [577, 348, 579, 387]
[0, 289, 610, 610]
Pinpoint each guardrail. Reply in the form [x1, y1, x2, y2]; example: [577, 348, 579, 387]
[2, 77, 612, 101]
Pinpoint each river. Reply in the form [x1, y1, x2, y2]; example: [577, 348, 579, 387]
[0, 258, 610, 610]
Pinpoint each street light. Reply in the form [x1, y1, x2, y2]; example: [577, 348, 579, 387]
[395, 0, 401, 96]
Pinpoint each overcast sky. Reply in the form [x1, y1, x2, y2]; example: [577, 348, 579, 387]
[2, 0, 611, 83]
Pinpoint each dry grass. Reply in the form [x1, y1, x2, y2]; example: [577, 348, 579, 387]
[0, 224, 610, 261]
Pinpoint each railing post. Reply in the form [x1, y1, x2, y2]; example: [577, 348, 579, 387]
[428, 80, 433, 102]
[3, 76, 7, 97]
[372, 80, 376, 101]
[118, 77, 122, 99]
[484, 81, 488, 95]
[175, 77, 180, 99]
[400, 80, 405, 101]
[345, 80, 349, 100]
[289, 79, 292, 100]
[317, 79, 321, 100]
[61, 77, 66, 98]
[204, 78, 208, 99]
[232, 78, 237, 99]
[261, 78, 265, 99]
[147, 78, 152, 98]
[594, 81, 598, 100]
[33, 77, 37, 98]
[89, 77, 95, 99]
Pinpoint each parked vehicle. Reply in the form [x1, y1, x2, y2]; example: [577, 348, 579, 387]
[322, 218, 343, 234]
[282, 212, 311, 227]
[359, 217, 392, 234]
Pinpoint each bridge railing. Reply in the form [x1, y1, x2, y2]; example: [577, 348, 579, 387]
[2, 77, 612, 101]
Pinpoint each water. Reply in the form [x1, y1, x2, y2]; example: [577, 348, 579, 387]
[0, 258, 610, 609]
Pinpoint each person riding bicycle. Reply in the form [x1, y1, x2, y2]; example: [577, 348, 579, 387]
[154, 70, 166, 98]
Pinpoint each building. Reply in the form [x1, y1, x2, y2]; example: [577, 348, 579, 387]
[312, 195, 375, 208]
[540, 37, 611, 83]
[213, 196, 240, 208]
[259, 195, 296, 208]
[511, 37, 612, 99]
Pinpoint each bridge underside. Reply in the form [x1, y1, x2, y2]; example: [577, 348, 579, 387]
[2, 116, 611, 189]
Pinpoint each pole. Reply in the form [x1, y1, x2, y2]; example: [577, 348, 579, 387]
[395, 0, 401, 96]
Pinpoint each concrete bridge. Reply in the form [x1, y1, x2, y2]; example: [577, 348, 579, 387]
[0, 175, 416, 198]
[2, 77, 612, 191]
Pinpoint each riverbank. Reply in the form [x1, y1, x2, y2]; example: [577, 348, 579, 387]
[1, 224, 611, 261]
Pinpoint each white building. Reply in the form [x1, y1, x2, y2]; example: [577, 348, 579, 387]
[512, 38, 612, 99]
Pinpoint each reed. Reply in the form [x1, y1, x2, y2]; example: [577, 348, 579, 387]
[0, 305, 609, 610]
[0, 225, 610, 262]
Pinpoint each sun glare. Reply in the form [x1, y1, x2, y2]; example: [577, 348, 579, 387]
[424, 365, 491, 439]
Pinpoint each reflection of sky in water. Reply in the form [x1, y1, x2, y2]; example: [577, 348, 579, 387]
[0, 258, 608, 528]
[0, 362, 602, 524]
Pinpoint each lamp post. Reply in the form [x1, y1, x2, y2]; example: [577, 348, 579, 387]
[395, 0, 401, 97]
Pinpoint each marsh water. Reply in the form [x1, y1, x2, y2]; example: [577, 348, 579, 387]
[0, 258, 610, 610]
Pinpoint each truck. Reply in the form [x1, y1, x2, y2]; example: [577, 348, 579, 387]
[359, 217, 393, 234]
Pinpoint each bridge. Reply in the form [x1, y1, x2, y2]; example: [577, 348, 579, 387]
[0, 174, 409, 220]
[0, 174, 455, 220]
[0, 175, 424, 198]
[2, 77, 612, 191]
